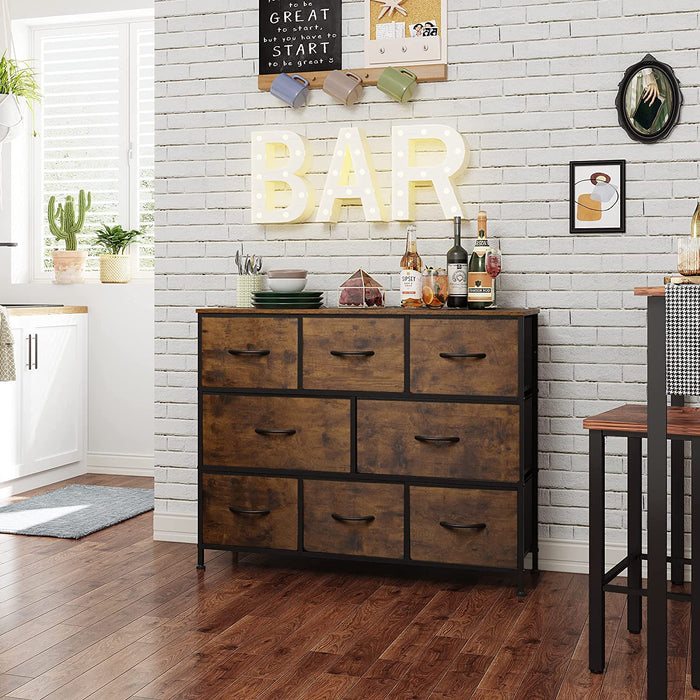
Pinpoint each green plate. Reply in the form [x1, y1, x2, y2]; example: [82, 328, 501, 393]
[254, 291, 322, 298]
[253, 302, 323, 309]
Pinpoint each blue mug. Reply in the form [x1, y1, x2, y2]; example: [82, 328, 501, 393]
[270, 73, 310, 109]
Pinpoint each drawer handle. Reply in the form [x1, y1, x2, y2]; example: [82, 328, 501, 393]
[228, 349, 270, 356]
[330, 350, 375, 357]
[331, 513, 376, 523]
[439, 352, 487, 360]
[255, 428, 297, 436]
[415, 435, 460, 444]
[440, 521, 486, 531]
[229, 507, 271, 516]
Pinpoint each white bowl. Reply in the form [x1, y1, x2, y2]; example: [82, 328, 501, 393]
[268, 276, 307, 292]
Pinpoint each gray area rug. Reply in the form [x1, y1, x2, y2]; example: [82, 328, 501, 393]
[0, 485, 154, 538]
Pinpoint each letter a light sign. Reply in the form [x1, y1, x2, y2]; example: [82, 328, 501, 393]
[251, 124, 468, 224]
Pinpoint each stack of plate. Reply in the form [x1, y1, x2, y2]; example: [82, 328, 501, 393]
[253, 291, 323, 309]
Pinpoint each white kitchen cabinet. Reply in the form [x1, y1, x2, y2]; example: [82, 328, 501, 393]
[0, 312, 87, 484]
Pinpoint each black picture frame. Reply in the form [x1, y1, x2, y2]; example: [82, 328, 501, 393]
[569, 160, 626, 234]
[615, 54, 683, 144]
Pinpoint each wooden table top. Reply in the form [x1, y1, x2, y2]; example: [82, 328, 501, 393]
[583, 403, 700, 437]
[633, 287, 665, 296]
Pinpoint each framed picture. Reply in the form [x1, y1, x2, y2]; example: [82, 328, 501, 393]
[569, 160, 626, 233]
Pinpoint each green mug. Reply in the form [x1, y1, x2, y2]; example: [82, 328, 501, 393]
[377, 67, 418, 103]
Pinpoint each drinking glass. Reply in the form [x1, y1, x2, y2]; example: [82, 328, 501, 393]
[422, 268, 448, 308]
[485, 247, 502, 308]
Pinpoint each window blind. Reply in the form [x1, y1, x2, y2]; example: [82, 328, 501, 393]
[35, 19, 154, 275]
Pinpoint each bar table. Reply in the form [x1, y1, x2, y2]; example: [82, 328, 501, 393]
[634, 286, 698, 698]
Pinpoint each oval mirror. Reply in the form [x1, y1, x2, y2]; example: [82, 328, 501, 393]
[616, 54, 683, 143]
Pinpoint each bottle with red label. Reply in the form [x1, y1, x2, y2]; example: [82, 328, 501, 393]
[468, 210, 494, 309]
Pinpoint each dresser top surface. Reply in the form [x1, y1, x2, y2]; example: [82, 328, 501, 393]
[197, 307, 539, 317]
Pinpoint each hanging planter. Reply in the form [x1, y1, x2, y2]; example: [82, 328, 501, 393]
[0, 0, 42, 144]
[0, 93, 22, 141]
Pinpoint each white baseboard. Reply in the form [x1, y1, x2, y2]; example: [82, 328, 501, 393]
[153, 512, 197, 544]
[87, 452, 154, 477]
[0, 462, 86, 499]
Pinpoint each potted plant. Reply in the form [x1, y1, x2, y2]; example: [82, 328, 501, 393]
[0, 52, 41, 141]
[93, 224, 143, 283]
[48, 189, 91, 284]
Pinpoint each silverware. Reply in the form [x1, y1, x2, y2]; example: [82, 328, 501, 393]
[235, 250, 242, 274]
[254, 256, 262, 274]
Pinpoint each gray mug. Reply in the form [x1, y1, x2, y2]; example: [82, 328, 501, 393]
[270, 73, 310, 109]
[323, 71, 363, 106]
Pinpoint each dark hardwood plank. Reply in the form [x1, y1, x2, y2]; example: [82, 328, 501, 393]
[0, 474, 694, 700]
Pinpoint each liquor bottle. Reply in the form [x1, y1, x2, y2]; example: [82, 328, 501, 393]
[692, 198, 700, 237]
[400, 224, 423, 308]
[468, 210, 494, 309]
[446, 216, 468, 308]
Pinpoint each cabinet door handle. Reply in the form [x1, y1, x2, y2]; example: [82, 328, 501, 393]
[330, 350, 375, 357]
[229, 506, 271, 516]
[255, 428, 296, 436]
[440, 521, 486, 530]
[27, 335, 32, 370]
[439, 352, 487, 360]
[331, 513, 375, 523]
[228, 349, 270, 356]
[414, 435, 460, 444]
[33, 334, 38, 370]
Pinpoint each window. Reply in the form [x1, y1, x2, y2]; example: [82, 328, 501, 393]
[31, 17, 154, 276]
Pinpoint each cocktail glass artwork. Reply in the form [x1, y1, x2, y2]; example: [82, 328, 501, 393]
[485, 247, 502, 308]
[422, 268, 448, 309]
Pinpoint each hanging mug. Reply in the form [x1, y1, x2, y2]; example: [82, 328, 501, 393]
[323, 71, 364, 106]
[377, 67, 418, 103]
[270, 73, 310, 109]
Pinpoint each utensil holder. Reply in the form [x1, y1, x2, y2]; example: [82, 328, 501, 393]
[236, 274, 262, 307]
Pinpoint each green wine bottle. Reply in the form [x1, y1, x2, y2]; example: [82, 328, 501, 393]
[468, 210, 493, 309]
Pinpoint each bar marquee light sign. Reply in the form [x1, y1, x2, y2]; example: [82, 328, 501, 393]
[251, 125, 469, 224]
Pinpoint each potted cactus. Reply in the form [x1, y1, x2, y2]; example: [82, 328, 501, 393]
[93, 223, 142, 283]
[48, 189, 91, 284]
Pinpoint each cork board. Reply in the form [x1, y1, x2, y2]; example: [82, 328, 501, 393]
[365, 0, 446, 66]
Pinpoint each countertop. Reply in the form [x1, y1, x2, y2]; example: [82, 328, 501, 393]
[197, 307, 540, 317]
[4, 306, 88, 316]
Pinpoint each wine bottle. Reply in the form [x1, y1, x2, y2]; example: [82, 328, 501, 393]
[447, 216, 468, 308]
[400, 224, 423, 308]
[692, 198, 700, 238]
[468, 210, 493, 309]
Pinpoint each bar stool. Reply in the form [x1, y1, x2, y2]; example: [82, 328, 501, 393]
[585, 403, 700, 688]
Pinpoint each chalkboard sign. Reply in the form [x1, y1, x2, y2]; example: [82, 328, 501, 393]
[259, 0, 342, 76]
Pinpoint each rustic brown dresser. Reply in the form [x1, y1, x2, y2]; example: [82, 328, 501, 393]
[197, 307, 539, 595]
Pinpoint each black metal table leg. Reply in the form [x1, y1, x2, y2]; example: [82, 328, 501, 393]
[671, 395, 685, 586]
[692, 437, 700, 690]
[589, 429, 605, 674]
[647, 295, 668, 699]
[197, 547, 206, 570]
[627, 436, 642, 634]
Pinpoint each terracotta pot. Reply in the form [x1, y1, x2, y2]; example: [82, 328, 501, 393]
[52, 250, 87, 284]
[99, 254, 131, 283]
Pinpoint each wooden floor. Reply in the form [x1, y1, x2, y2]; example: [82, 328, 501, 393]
[0, 475, 698, 699]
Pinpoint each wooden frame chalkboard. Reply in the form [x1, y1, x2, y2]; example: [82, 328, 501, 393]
[259, 0, 342, 76]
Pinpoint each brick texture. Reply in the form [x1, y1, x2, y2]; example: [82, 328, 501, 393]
[155, 0, 700, 553]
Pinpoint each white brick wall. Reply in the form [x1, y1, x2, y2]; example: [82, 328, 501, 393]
[154, 0, 700, 563]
